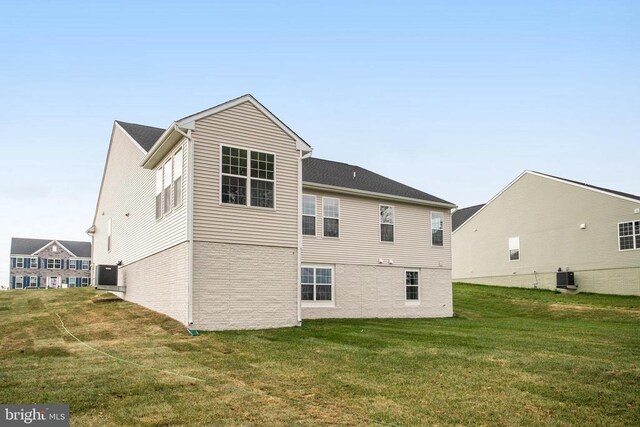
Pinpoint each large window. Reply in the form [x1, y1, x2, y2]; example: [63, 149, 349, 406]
[221, 146, 275, 208]
[509, 237, 520, 261]
[47, 259, 62, 269]
[431, 212, 444, 246]
[302, 194, 316, 236]
[173, 148, 183, 208]
[618, 221, 640, 251]
[406, 270, 419, 301]
[301, 266, 333, 301]
[380, 205, 395, 242]
[323, 197, 340, 238]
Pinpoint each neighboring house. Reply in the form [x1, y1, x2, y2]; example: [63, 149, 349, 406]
[452, 171, 640, 296]
[9, 238, 92, 290]
[89, 94, 456, 331]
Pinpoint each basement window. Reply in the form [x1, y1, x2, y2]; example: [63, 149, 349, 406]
[301, 265, 333, 302]
[405, 270, 420, 301]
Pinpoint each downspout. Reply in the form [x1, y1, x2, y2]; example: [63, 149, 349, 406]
[174, 125, 195, 326]
[297, 150, 313, 326]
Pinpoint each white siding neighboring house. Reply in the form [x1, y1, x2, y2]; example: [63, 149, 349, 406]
[452, 171, 640, 296]
[90, 94, 456, 331]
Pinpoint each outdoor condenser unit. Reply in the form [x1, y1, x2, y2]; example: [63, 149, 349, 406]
[556, 271, 575, 289]
[95, 265, 118, 287]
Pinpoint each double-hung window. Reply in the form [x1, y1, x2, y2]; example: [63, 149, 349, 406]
[47, 259, 62, 269]
[173, 149, 183, 208]
[30, 257, 38, 269]
[323, 197, 340, 238]
[15, 257, 24, 268]
[509, 237, 520, 261]
[163, 159, 172, 214]
[302, 195, 316, 236]
[82, 260, 90, 270]
[29, 276, 38, 287]
[301, 266, 333, 302]
[221, 146, 275, 208]
[380, 205, 395, 242]
[68, 277, 77, 287]
[618, 221, 640, 250]
[155, 169, 163, 219]
[69, 259, 77, 270]
[15, 276, 23, 289]
[81, 277, 90, 286]
[431, 212, 444, 246]
[406, 270, 419, 301]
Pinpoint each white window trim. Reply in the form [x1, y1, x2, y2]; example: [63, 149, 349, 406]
[173, 148, 184, 209]
[52, 245, 57, 253]
[47, 259, 62, 270]
[81, 277, 90, 286]
[405, 269, 420, 305]
[68, 277, 77, 287]
[379, 204, 395, 243]
[107, 218, 112, 253]
[15, 257, 24, 268]
[509, 237, 520, 261]
[302, 194, 317, 236]
[617, 220, 640, 251]
[69, 258, 77, 270]
[81, 260, 90, 270]
[29, 276, 38, 288]
[30, 257, 38, 269]
[219, 144, 277, 210]
[163, 158, 173, 216]
[431, 211, 444, 247]
[156, 144, 186, 220]
[155, 168, 163, 220]
[322, 197, 340, 239]
[301, 264, 335, 308]
[15, 275, 23, 289]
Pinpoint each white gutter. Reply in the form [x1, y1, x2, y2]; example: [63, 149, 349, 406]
[302, 182, 457, 209]
[297, 149, 313, 325]
[173, 125, 195, 326]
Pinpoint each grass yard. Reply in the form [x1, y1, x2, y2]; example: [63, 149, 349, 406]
[0, 284, 638, 426]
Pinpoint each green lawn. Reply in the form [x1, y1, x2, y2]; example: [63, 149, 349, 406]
[0, 284, 638, 426]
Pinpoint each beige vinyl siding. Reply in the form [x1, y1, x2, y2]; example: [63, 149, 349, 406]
[301, 190, 452, 269]
[191, 101, 299, 248]
[93, 124, 189, 267]
[452, 172, 640, 294]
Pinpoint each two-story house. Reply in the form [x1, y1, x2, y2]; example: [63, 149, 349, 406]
[9, 238, 92, 289]
[89, 94, 456, 330]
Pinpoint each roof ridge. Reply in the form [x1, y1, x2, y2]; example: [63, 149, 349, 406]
[530, 170, 640, 202]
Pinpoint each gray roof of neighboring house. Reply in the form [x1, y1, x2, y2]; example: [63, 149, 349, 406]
[533, 171, 640, 202]
[452, 204, 485, 231]
[115, 121, 165, 152]
[302, 157, 454, 206]
[10, 238, 91, 257]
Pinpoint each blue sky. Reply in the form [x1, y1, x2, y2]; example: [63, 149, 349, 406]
[0, 1, 638, 285]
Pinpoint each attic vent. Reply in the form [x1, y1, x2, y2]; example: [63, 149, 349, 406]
[353, 171, 356, 179]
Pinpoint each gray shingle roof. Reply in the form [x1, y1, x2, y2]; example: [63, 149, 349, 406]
[533, 171, 640, 202]
[10, 238, 91, 257]
[302, 158, 454, 206]
[115, 121, 165, 152]
[452, 204, 484, 231]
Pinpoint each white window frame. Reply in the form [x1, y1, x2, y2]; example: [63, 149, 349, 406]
[47, 259, 62, 269]
[322, 197, 340, 238]
[618, 220, 640, 251]
[302, 194, 317, 236]
[68, 277, 77, 287]
[81, 277, 90, 286]
[405, 270, 420, 304]
[163, 158, 173, 215]
[431, 212, 444, 247]
[300, 264, 335, 307]
[52, 245, 57, 252]
[219, 145, 277, 209]
[30, 257, 38, 269]
[29, 276, 38, 288]
[155, 168, 163, 220]
[81, 260, 90, 270]
[173, 148, 184, 209]
[107, 218, 112, 253]
[15, 257, 24, 268]
[15, 275, 23, 289]
[509, 237, 520, 261]
[69, 258, 77, 270]
[380, 204, 395, 243]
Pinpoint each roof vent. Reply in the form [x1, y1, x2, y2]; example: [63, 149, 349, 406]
[353, 171, 356, 179]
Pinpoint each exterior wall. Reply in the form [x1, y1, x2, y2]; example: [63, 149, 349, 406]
[302, 265, 453, 319]
[9, 242, 91, 289]
[192, 241, 298, 330]
[92, 124, 189, 268]
[191, 101, 300, 248]
[452, 172, 640, 295]
[301, 189, 452, 269]
[118, 242, 189, 324]
[458, 267, 640, 296]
